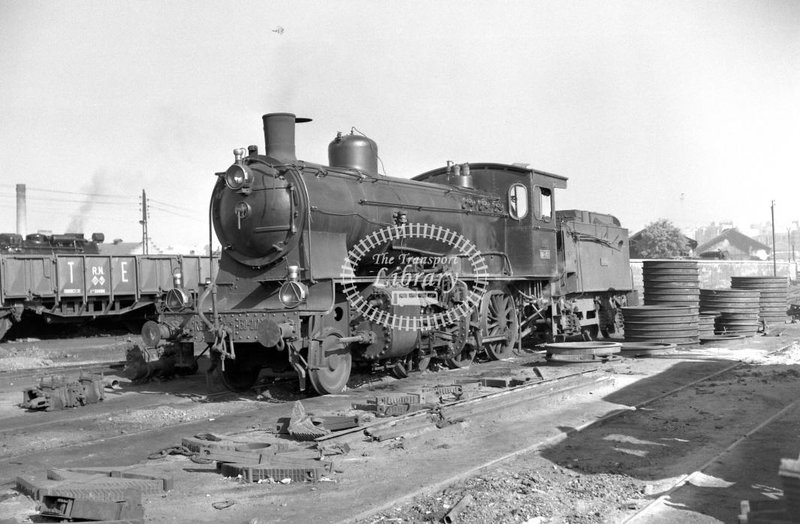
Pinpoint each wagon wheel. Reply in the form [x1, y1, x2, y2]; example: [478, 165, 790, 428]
[220, 344, 262, 392]
[446, 316, 475, 369]
[481, 289, 519, 360]
[308, 330, 352, 395]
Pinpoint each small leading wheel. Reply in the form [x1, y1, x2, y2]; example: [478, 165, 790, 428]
[481, 289, 519, 360]
[308, 330, 352, 395]
[445, 316, 474, 369]
[219, 344, 263, 392]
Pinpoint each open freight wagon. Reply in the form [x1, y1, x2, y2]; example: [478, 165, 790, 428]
[0, 254, 217, 339]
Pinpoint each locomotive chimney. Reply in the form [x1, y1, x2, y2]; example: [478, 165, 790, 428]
[262, 113, 311, 163]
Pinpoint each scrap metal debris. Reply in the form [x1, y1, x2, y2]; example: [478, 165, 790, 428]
[474, 377, 531, 388]
[181, 433, 289, 459]
[317, 443, 351, 458]
[444, 493, 474, 524]
[16, 466, 172, 523]
[312, 415, 360, 431]
[219, 461, 332, 483]
[199, 441, 334, 483]
[212, 499, 236, 510]
[364, 414, 439, 442]
[170, 430, 337, 484]
[352, 384, 480, 417]
[38, 491, 143, 522]
[21, 373, 104, 411]
[287, 401, 331, 440]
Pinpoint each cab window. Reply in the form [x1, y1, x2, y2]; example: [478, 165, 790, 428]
[507, 184, 528, 220]
[536, 187, 552, 221]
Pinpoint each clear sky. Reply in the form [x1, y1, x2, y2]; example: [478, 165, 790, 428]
[2, 0, 798, 252]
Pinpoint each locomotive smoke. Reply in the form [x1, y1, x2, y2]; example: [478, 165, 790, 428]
[66, 170, 109, 234]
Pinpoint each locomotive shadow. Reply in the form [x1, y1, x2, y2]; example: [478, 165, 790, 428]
[114, 356, 244, 402]
[2, 311, 150, 342]
[538, 356, 799, 522]
[120, 360, 316, 404]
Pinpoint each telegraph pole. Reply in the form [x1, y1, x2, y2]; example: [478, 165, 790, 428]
[771, 200, 776, 276]
[139, 189, 149, 255]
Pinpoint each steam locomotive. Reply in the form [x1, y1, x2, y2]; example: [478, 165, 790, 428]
[143, 113, 633, 395]
[0, 232, 104, 255]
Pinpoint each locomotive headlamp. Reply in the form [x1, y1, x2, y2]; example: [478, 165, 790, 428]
[279, 281, 308, 308]
[278, 265, 307, 308]
[224, 164, 254, 191]
[165, 288, 192, 312]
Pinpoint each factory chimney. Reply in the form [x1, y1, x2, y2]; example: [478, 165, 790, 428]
[16, 184, 26, 236]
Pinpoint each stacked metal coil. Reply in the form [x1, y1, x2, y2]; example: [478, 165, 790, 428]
[699, 289, 761, 336]
[642, 260, 700, 308]
[621, 305, 699, 345]
[699, 311, 719, 338]
[730, 276, 788, 330]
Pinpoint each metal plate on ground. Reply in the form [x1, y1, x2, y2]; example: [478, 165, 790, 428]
[619, 342, 678, 357]
[699, 334, 748, 343]
[544, 342, 621, 362]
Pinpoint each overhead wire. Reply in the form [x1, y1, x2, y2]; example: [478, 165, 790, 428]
[148, 197, 197, 215]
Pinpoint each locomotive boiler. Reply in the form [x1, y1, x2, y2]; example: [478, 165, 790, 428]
[144, 113, 633, 395]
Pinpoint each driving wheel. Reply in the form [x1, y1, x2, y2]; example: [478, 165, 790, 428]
[481, 289, 519, 360]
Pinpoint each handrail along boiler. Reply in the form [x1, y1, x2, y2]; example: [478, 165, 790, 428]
[144, 113, 633, 394]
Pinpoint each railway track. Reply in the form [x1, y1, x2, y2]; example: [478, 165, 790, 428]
[343, 340, 800, 524]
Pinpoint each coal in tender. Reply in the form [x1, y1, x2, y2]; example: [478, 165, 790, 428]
[643, 260, 700, 308]
[730, 276, 788, 330]
[622, 305, 699, 345]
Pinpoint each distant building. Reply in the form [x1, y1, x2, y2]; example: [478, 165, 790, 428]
[695, 228, 771, 261]
[694, 222, 735, 246]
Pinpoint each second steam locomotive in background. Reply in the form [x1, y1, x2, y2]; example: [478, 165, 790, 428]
[144, 113, 634, 395]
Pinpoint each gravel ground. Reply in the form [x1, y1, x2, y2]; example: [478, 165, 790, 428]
[2, 326, 800, 523]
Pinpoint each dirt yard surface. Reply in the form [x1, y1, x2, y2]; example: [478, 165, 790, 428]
[0, 335, 136, 371]
[1, 326, 800, 524]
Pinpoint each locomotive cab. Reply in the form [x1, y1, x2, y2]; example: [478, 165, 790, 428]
[414, 163, 567, 278]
